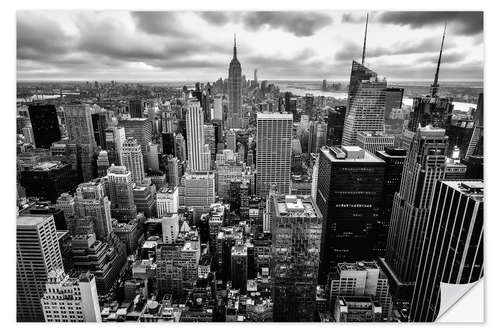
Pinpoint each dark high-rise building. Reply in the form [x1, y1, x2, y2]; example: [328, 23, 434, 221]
[327, 106, 346, 146]
[231, 243, 248, 292]
[162, 132, 176, 156]
[28, 104, 61, 149]
[466, 93, 484, 159]
[316, 146, 385, 282]
[20, 161, 78, 203]
[91, 111, 110, 148]
[129, 99, 144, 118]
[385, 88, 404, 119]
[270, 195, 323, 322]
[118, 118, 153, 166]
[374, 147, 406, 256]
[410, 181, 483, 322]
[381, 127, 451, 304]
[304, 94, 314, 117]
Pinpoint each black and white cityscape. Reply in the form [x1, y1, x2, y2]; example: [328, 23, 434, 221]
[16, 11, 484, 323]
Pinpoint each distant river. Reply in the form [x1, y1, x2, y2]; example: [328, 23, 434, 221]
[278, 87, 477, 112]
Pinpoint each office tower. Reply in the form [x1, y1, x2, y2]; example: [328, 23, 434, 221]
[304, 94, 314, 117]
[256, 113, 293, 196]
[342, 66, 386, 146]
[146, 143, 160, 172]
[71, 233, 127, 294]
[56, 192, 75, 220]
[121, 137, 145, 184]
[96, 150, 110, 177]
[216, 161, 244, 199]
[91, 111, 111, 148]
[231, 243, 248, 292]
[20, 161, 78, 203]
[466, 93, 484, 159]
[410, 181, 483, 322]
[382, 126, 452, 303]
[160, 214, 180, 244]
[28, 104, 61, 149]
[374, 147, 406, 255]
[204, 124, 216, 157]
[63, 104, 96, 146]
[225, 129, 237, 152]
[41, 270, 102, 322]
[17, 215, 63, 322]
[157, 186, 179, 216]
[270, 195, 323, 322]
[316, 146, 385, 282]
[129, 99, 144, 118]
[105, 126, 126, 165]
[118, 118, 153, 166]
[133, 182, 156, 218]
[213, 95, 223, 121]
[175, 133, 187, 163]
[385, 88, 404, 119]
[327, 261, 392, 320]
[186, 100, 211, 172]
[161, 132, 176, 156]
[254, 69, 258, 86]
[356, 131, 395, 154]
[104, 164, 137, 221]
[333, 296, 383, 322]
[74, 179, 112, 240]
[227, 35, 242, 129]
[166, 155, 180, 186]
[179, 172, 215, 208]
[327, 106, 346, 146]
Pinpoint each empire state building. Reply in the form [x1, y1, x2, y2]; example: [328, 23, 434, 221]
[227, 35, 242, 129]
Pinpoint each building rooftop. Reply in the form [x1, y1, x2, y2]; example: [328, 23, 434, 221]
[17, 214, 52, 227]
[337, 261, 380, 272]
[273, 195, 321, 218]
[357, 131, 395, 138]
[442, 180, 484, 202]
[321, 146, 384, 163]
[256, 112, 293, 120]
[31, 161, 66, 171]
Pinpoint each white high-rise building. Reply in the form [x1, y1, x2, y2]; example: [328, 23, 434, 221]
[161, 214, 179, 244]
[146, 143, 160, 172]
[342, 62, 386, 146]
[17, 215, 63, 322]
[121, 137, 145, 184]
[156, 186, 179, 217]
[256, 113, 293, 196]
[213, 95, 223, 121]
[41, 269, 102, 322]
[186, 100, 211, 172]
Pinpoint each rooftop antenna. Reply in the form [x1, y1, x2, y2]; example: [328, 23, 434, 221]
[430, 23, 447, 97]
[362, 13, 369, 65]
[233, 33, 237, 59]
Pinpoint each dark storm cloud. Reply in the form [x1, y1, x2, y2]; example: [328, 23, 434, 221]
[334, 37, 455, 61]
[17, 14, 74, 59]
[130, 11, 191, 37]
[377, 11, 483, 36]
[242, 12, 332, 37]
[198, 12, 233, 26]
[417, 51, 467, 64]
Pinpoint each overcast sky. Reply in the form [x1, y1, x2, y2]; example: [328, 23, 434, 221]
[17, 11, 483, 82]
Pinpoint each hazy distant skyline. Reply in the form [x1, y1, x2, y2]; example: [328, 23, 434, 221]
[17, 11, 484, 82]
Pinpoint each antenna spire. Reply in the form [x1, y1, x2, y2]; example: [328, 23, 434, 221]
[362, 13, 369, 65]
[233, 33, 237, 59]
[430, 23, 447, 97]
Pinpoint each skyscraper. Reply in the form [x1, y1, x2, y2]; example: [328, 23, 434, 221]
[118, 118, 153, 167]
[270, 195, 323, 322]
[74, 179, 113, 240]
[28, 104, 61, 149]
[316, 146, 385, 282]
[186, 100, 211, 172]
[104, 164, 137, 221]
[17, 215, 63, 322]
[327, 106, 346, 146]
[381, 126, 453, 303]
[121, 137, 145, 184]
[341, 68, 387, 146]
[63, 104, 96, 146]
[41, 269, 102, 322]
[256, 113, 293, 196]
[410, 181, 483, 322]
[227, 35, 242, 129]
[466, 93, 484, 159]
[129, 99, 144, 118]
